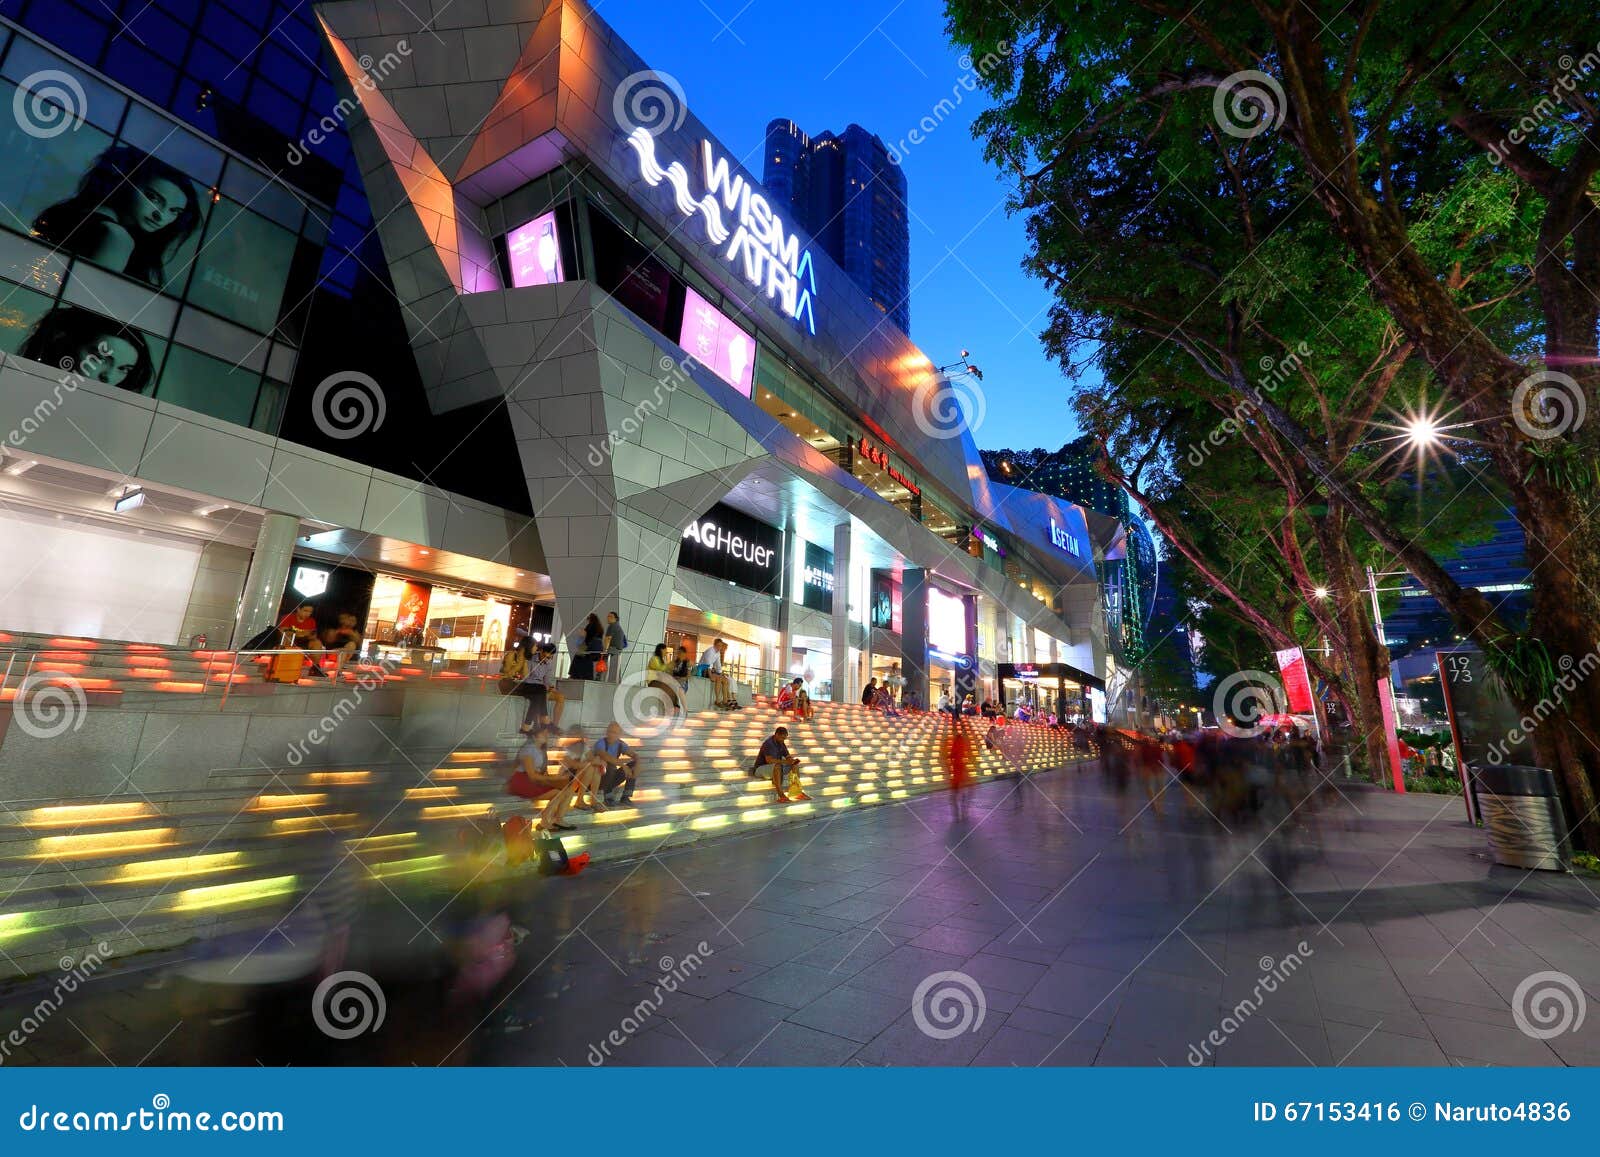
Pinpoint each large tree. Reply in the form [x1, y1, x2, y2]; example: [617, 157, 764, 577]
[948, 0, 1600, 839]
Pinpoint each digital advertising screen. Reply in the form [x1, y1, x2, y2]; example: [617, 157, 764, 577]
[506, 210, 566, 288]
[679, 287, 756, 397]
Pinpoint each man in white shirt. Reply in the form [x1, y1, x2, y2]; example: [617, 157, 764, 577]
[698, 638, 738, 710]
[517, 644, 565, 732]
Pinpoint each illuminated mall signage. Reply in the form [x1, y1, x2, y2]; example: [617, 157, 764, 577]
[801, 541, 835, 613]
[627, 128, 818, 334]
[858, 438, 921, 496]
[1049, 518, 1082, 557]
[679, 502, 782, 595]
[973, 526, 1001, 554]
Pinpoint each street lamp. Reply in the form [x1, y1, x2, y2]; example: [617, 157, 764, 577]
[936, 349, 984, 381]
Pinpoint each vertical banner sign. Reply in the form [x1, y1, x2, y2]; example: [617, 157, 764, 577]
[396, 581, 432, 636]
[1273, 646, 1315, 714]
[1436, 649, 1536, 824]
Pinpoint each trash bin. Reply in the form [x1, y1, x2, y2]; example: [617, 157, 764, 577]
[1470, 764, 1571, 871]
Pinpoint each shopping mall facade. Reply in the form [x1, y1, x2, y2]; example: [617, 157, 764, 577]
[0, 0, 1106, 714]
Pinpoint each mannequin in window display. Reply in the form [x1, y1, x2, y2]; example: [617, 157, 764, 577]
[33, 145, 201, 288]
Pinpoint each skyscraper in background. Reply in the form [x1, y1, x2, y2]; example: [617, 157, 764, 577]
[764, 119, 910, 333]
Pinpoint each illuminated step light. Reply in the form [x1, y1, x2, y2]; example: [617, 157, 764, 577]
[627, 823, 674, 840]
[112, 852, 243, 883]
[404, 786, 458, 800]
[630, 789, 665, 802]
[718, 770, 748, 781]
[860, 793, 881, 804]
[34, 828, 175, 859]
[170, 874, 297, 913]
[308, 770, 372, 785]
[821, 786, 845, 796]
[594, 809, 642, 824]
[0, 910, 43, 943]
[690, 815, 732, 831]
[691, 785, 727, 796]
[25, 802, 155, 827]
[741, 809, 774, 823]
[449, 751, 498, 761]
[418, 804, 493, 820]
[830, 798, 854, 809]
[366, 854, 450, 880]
[663, 772, 695, 783]
[249, 793, 328, 812]
[890, 789, 908, 798]
[432, 768, 483, 781]
[665, 802, 705, 815]
[736, 796, 769, 807]
[347, 832, 418, 850]
[272, 813, 358, 834]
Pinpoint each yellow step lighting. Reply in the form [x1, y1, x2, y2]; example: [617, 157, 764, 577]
[33, 828, 175, 859]
[24, 802, 154, 828]
[366, 855, 450, 880]
[170, 875, 297, 912]
[272, 813, 358, 834]
[690, 815, 732, 831]
[308, 771, 372, 785]
[112, 852, 243, 883]
[418, 804, 494, 820]
[347, 832, 418, 850]
[432, 767, 484, 780]
[404, 786, 458, 800]
[627, 823, 674, 840]
[249, 793, 328, 812]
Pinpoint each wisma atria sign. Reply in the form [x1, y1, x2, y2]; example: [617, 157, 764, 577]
[628, 128, 818, 334]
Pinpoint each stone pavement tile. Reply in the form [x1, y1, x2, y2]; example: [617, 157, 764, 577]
[1092, 1033, 1184, 1067]
[957, 952, 1049, 996]
[1326, 1021, 1450, 1066]
[786, 984, 908, 1043]
[1421, 1012, 1562, 1066]
[732, 1021, 860, 1067]
[1021, 960, 1130, 1024]
[971, 1024, 1093, 1067]
[723, 923, 840, 967]
[1140, 934, 1227, 980]
[851, 1008, 1003, 1067]
[609, 1021, 721, 1066]
[1002, 1005, 1108, 1047]
[978, 936, 1060, 966]
[847, 944, 968, 999]
[943, 912, 1016, 935]
[733, 961, 848, 1010]
[1211, 1015, 1332, 1067]
[794, 928, 901, 974]
[1310, 962, 1418, 1014]
[675, 957, 768, 999]
[1132, 966, 1223, 999]
[659, 991, 789, 1057]
[908, 925, 996, 957]
[786, 912, 859, 933]
[1389, 960, 1506, 1009]
[814, 894, 903, 923]
[1056, 935, 1157, 972]
[1107, 978, 1225, 1049]
[1408, 992, 1518, 1030]
[1319, 1000, 1432, 1041]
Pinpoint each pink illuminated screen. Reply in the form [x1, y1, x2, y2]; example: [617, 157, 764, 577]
[679, 287, 756, 397]
[506, 211, 565, 288]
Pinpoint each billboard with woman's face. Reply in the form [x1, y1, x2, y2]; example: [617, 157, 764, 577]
[0, 49, 319, 431]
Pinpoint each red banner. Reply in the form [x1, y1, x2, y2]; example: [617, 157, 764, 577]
[1273, 646, 1315, 715]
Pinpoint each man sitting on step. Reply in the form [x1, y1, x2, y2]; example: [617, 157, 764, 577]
[753, 725, 809, 804]
[592, 721, 640, 806]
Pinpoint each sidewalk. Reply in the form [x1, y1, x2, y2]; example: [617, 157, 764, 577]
[9, 762, 1600, 1066]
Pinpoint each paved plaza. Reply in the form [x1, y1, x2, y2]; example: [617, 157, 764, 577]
[11, 761, 1600, 1067]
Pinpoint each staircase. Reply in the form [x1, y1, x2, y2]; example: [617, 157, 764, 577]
[0, 688, 1090, 979]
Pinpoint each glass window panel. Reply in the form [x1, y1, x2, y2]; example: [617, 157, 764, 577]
[187, 197, 295, 332]
[1, 291, 166, 396]
[0, 81, 116, 238]
[118, 103, 225, 186]
[0, 230, 68, 296]
[1, 39, 126, 133]
[61, 259, 179, 338]
[102, 40, 177, 108]
[251, 377, 288, 434]
[266, 340, 296, 383]
[219, 158, 304, 232]
[174, 305, 266, 371]
[156, 342, 261, 425]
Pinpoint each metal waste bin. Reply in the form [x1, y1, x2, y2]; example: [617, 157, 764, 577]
[1470, 764, 1571, 871]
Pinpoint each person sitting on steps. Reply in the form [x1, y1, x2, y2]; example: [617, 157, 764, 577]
[591, 721, 640, 806]
[754, 725, 808, 804]
[698, 638, 739, 710]
[506, 725, 595, 833]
